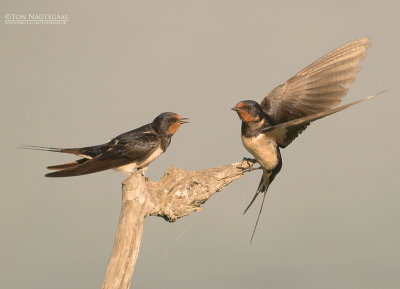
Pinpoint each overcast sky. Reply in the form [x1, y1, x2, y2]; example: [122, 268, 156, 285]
[1, 1, 399, 289]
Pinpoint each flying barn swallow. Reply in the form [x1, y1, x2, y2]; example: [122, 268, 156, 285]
[232, 38, 379, 242]
[21, 112, 188, 177]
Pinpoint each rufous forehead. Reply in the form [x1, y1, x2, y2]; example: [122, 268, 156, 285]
[235, 102, 247, 109]
[172, 114, 182, 120]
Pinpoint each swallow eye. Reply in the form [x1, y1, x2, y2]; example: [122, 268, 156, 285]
[246, 106, 251, 110]
[168, 119, 173, 123]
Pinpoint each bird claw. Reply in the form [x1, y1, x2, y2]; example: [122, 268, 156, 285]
[238, 157, 257, 173]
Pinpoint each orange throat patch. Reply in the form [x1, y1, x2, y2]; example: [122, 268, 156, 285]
[167, 122, 182, 135]
[237, 110, 255, 122]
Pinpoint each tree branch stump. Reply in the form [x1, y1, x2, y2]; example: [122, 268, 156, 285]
[101, 159, 257, 289]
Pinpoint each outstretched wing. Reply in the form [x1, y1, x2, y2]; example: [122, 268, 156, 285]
[262, 92, 381, 140]
[260, 38, 370, 147]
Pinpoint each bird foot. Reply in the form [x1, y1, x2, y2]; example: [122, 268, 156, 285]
[238, 157, 258, 173]
[136, 167, 148, 177]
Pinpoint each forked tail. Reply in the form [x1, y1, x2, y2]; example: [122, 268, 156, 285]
[242, 169, 273, 244]
[249, 173, 271, 244]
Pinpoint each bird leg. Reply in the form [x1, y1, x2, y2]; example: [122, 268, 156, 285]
[136, 167, 148, 176]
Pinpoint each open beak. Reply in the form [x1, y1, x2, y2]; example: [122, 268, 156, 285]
[178, 117, 189, 124]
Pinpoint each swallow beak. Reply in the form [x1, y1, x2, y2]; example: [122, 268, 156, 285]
[178, 117, 189, 124]
[231, 107, 240, 112]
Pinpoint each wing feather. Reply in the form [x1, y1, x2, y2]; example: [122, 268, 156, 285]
[46, 124, 161, 177]
[46, 140, 159, 177]
[260, 38, 370, 147]
[262, 92, 381, 146]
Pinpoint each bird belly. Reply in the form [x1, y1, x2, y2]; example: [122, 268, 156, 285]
[114, 147, 163, 174]
[241, 134, 278, 170]
[115, 162, 139, 174]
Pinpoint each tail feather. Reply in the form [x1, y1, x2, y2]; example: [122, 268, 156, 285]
[47, 158, 88, 170]
[249, 174, 271, 244]
[243, 177, 264, 214]
[45, 163, 95, 177]
[19, 142, 119, 177]
[18, 145, 62, 152]
[18, 145, 84, 155]
[45, 161, 110, 177]
[46, 169, 85, 178]
[244, 168, 279, 244]
[19, 144, 107, 159]
[250, 188, 268, 244]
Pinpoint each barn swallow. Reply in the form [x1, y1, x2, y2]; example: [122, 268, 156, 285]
[232, 38, 380, 242]
[21, 112, 188, 177]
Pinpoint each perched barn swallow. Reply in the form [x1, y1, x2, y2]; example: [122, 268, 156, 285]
[21, 112, 188, 177]
[232, 38, 379, 242]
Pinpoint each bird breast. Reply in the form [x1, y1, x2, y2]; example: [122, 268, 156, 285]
[241, 133, 279, 170]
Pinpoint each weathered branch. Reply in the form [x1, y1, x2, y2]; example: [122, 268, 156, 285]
[101, 159, 258, 289]
[101, 174, 148, 289]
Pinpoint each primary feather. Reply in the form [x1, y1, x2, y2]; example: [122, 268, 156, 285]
[260, 38, 370, 147]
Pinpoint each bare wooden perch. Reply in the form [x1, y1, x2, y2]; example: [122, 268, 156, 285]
[101, 159, 257, 289]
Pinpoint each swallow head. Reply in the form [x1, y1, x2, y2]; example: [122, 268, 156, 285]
[232, 100, 263, 123]
[153, 112, 188, 136]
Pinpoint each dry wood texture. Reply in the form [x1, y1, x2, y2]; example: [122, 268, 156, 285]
[101, 159, 257, 289]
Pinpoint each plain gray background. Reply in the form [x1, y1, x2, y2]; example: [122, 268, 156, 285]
[1, 1, 399, 288]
